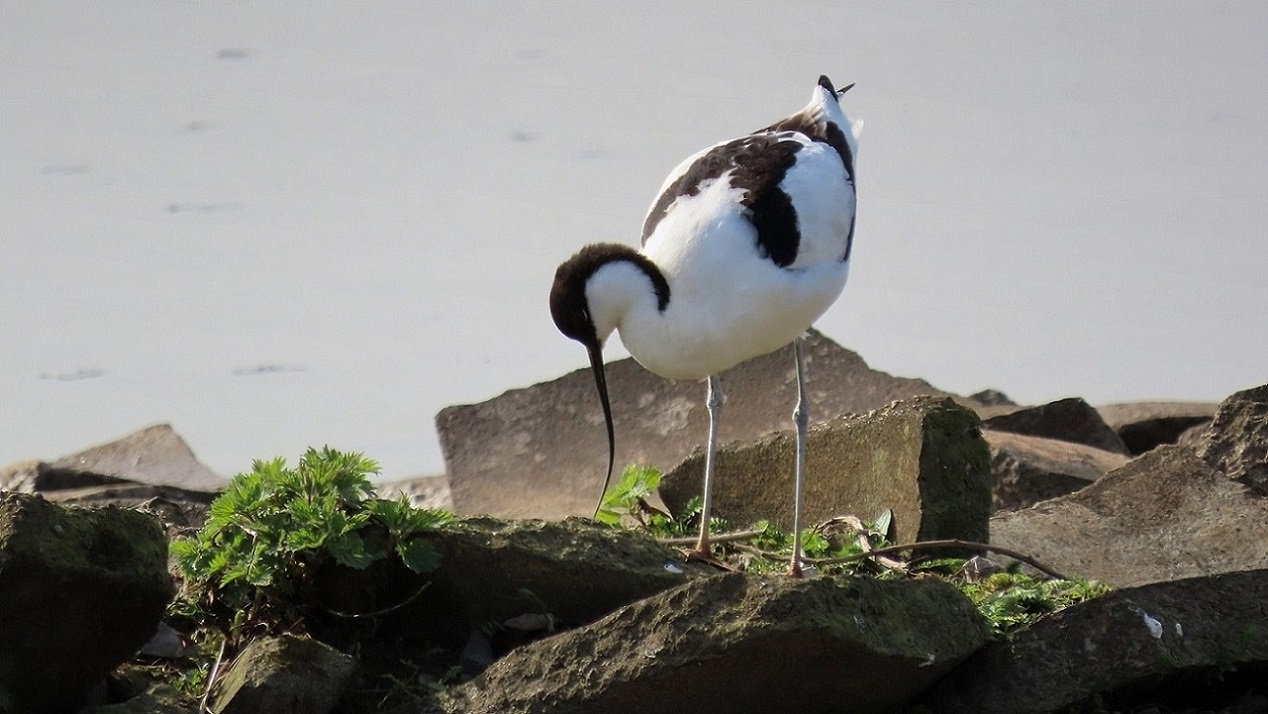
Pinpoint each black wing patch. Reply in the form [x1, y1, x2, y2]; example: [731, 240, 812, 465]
[765, 109, 854, 186]
[641, 133, 805, 268]
[763, 105, 856, 261]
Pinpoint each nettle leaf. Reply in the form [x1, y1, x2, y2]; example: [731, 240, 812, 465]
[206, 545, 234, 578]
[343, 510, 371, 532]
[220, 561, 250, 588]
[801, 529, 831, 558]
[324, 510, 352, 538]
[169, 446, 448, 641]
[328, 532, 374, 570]
[249, 458, 289, 492]
[366, 496, 412, 535]
[285, 526, 326, 552]
[597, 465, 664, 525]
[245, 560, 275, 587]
[411, 507, 455, 530]
[397, 538, 441, 574]
[623, 464, 661, 499]
[302, 446, 377, 505]
[289, 499, 323, 528]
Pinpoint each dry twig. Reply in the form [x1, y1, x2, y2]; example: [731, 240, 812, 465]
[806, 539, 1069, 580]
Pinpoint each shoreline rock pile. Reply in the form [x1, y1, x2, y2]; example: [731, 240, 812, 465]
[1, 333, 1264, 713]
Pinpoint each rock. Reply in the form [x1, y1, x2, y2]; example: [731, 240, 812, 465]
[984, 430, 1128, 511]
[138, 623, 190, 660]
[0, 470, 219, 544]
[1176, 420, 1210, 449]
[0, 493, 173, 714]
[209, 634, 357, 714]
[1097, 401, 1218, 456]
[378, 473, 453, 511]
[44, 423, 227, 492]
[1194, 384, 1268, 495]
[981, 397, 1130, 455]
[438, 330, 958, 520]
[360, 517, 709, 650]
[40, 487, 218, 545]
[659, 396, 992, 546]
[440, 572, 989, 714]
[40, 482, 218, 506]
[968, 388, 1017, 407]
[920, 568, 1268, 713]
[991, 445, 1268, 587]
[90, 685, 197, 714]
[0, 459, 131, 493]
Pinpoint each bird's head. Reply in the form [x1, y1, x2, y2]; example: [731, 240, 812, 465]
[550, 243, 670, 517]
[550, 245, 621, 518]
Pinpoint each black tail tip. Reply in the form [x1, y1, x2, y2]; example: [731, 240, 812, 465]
[819, 75, 855, 97]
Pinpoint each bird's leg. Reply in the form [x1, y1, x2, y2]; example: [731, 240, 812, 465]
[691, 374, 723, 560]
[790, 338, 809, 576]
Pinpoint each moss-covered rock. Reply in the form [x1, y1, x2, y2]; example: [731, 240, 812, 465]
[440, 572, 990, 713]
[0, 492, 173, 713]
[355, 516, 710, 650]
[660, 395, 992, 547]
[921, 568, 1268, 713]
[210, 634, 356, 714]
[90, 685, 196, 714]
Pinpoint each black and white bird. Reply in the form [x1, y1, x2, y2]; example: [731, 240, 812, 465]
[550, 75, 859, 575]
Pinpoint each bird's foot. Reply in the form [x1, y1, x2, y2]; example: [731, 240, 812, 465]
[684, 546, 737, 572]
[787, 559, 817, 578]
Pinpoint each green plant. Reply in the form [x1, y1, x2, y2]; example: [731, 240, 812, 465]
[598, 463, 1109, 636]
[959, 571, 1109, 636]
[170, 656, 213, 698]
[597, 465, 731, 541]
[170, 447, 452, 640]
[595, 464, 665, 527]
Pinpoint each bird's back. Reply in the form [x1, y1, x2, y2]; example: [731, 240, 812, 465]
[618, 77, 859, 379]
[640, 77, 857, 274]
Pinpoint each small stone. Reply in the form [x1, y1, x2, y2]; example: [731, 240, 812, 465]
[138, 622, 189, 659]
[461, 630, 494, 676]
[210, 634, 356, 714]
[969, 389, 1016, 407]
[48, 423, 227, 492]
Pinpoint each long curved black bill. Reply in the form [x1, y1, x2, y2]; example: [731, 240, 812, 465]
[587, 343, 616, 519]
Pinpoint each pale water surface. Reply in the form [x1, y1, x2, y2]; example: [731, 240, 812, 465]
[2, 3, 1265, 479]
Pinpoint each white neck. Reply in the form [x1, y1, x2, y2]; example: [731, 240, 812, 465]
[584, 259, 664, 347]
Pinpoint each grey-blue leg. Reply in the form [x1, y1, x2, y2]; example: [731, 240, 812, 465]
[790, 338, 809, 576]
[693, 374, 723, 557]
